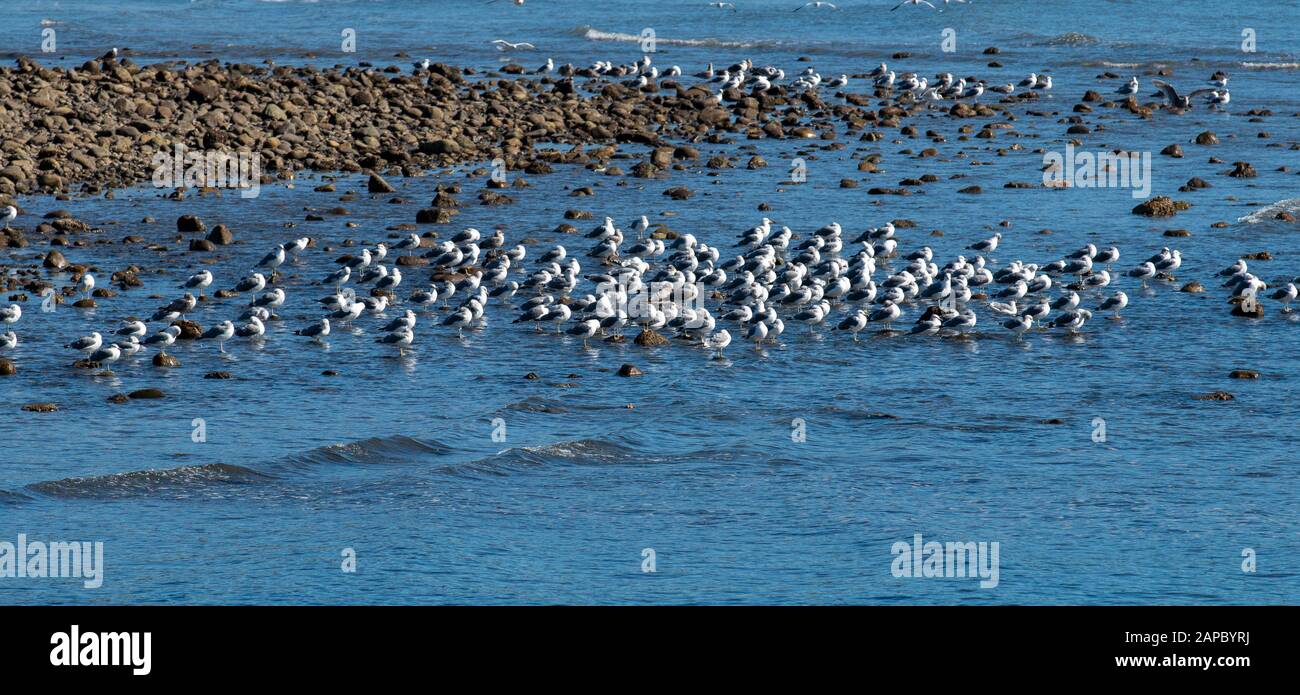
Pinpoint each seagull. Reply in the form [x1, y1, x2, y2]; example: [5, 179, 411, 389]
[0, 331, 17, 350]
[0, 205, 16, 229]
[1117, 76, 1139, 96]
[565, 318, 601, 348]
[1098, 291, 1128, 318]
[257, 245, 286, 276]
[1152, 79, 1215, 109]
[295, 318, 331, 341]
[1049, 308, 1093, 332]
[1269, 283, 1297, 312]
[67, 332, 103, 355]
[236, 316, 266, 339]
[968, 233, 1001, 255]
[1003, 314, 1033, 339]
[115, 319, 147, 338]
[234, 272, 267, 294]
[182, 270, 214, 297]
[77, 273, 95, 300]
[86, 344, 122, 365]
[703, 329, 732, 358]
[796, 1, 838, 10]
[0, 304, 20, 330]
[199, 320, 236, 352]
[491, 39, 536, 51]
[442, 306, 474, 337]
[143, 326, 181, 352]
[1127, 262, 1157, 288]
[376, 327, 415, 356]
[837, 310, 869, 342]
[891, 0, 935, 9]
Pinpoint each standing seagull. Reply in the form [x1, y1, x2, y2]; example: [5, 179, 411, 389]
[199, 320, 236, 353]
[703, 329, 732, 359]
[182, 270, 214, 298]
[0, 205, 16, 230]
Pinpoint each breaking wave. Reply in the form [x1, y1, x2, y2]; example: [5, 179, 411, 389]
[28, 463, 271, 499]
[576, 25, 768, 50]
[1237, 198, 1300, 225]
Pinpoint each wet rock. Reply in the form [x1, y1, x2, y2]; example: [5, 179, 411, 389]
[1231, 302, 1264, 318]
[177, 215, 205, 232]
[1229, 369, 1260, 379]
[72, 298, 97, 308]
[107, 394, 130, 404]
[189, 239, 216, 252]
[1163, 229, 1191, 237]
[663, 186, 693, 200]
[152, 352, 181, 367]
[1194, 131, 1218, 145]
[0, 358, 15, 376]
[1132, 196, 1190, 217]
[617, 363, 644, 377]
[367, 173, 396, 193]
[204, 371, 232, 379]
[524, 372, 540, 380]
[172, 320, 202, 340]
[41, 249, 71, 271]
[1161, 144, 1183, 158]
[747, 156, 768, 169]
[1193, 391, 1234, 401]
[207, 224, 234, 245]
[1227, 161, 1258, 178]
[128, 388, 166, 399]
[22, 403, 58, 413]
[1278, 211, 1297, 222]
[633, 328, 670, 347]
[958, 185, 982, 194]
[1180, 281, 1205, 293]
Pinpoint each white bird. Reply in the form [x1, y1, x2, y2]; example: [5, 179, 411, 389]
[0, 331, 17, 350]
[296, 318, 331, 341]
[143, 326, 181, 352]
[86, 344, 122, 365]
[257, 244, 286, 275]
[182, 270, 214, 297]
[0, 205, 16, 229]
[1098, 291, 1128, 318]
[115, 319, 147, 338]
[0, 304, 20, 330]
[703, 329, 732, 358]
[491, 39, 536, 51]
[199, 320, 236, 352]
[795, 1, 838, 10]
[66, 331, 102, 354]
[236, 316, 266, 339]
[77, 273, 95, 299]
[1269, 283, 1297, 312]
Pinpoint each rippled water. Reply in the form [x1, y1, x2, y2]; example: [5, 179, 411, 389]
[2, 0, 1299, 604]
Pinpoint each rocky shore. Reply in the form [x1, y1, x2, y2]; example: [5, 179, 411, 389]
[0, 53, 949, 200]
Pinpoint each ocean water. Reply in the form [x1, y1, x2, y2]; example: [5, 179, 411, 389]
[2, 0, 1299, 604]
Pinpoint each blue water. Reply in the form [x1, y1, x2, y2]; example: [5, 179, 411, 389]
[2, 0, 1299, 604]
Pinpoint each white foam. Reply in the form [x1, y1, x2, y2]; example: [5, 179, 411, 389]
[1238, 198, 1300, 224]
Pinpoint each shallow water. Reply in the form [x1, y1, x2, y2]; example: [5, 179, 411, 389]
[2, 0, 1299, 604]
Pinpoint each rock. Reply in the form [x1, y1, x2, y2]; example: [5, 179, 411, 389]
[524, 372, 540, 380]
[106, 394, 129, 404]
[368, 173, 396, 193]
[43, 250, 69, 270]
[1161, 144, 1183, 157]
[0, 358, 15, 376]
[633, 328, 670, 347]
[152, 352, 181, 367]
[1193, 391, 1234, 401]
[1231, 302, 1264, 318]
[1227, 161, 1258, 178]
[958, 185, 982, 194]
[177, 215, 206, 232]
[204, 371, 232, 379]
[1163, 229, 1191, 237]
[1180, 281, 1205, 293]
[22, 403, 58, 412]
[1278, 211, 1297, 222]
[207, 224, 234, 245]
[617, 363, 644, 377]
[1229, 369, 1260, 379]
[189, 239, 216, 252]
[127, 388, 166, 399]
[1132, 196, 1190, 217]
[172, 320, 202, 339]
[663, 186, 693, 200]
[72, 299, 96, 308]
[1194, 131, 1218, 145]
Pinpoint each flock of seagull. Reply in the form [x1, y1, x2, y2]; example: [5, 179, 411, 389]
[4, 211, 1296, 367]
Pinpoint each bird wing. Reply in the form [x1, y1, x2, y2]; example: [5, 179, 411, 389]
[1151, 79, 1180, 103]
